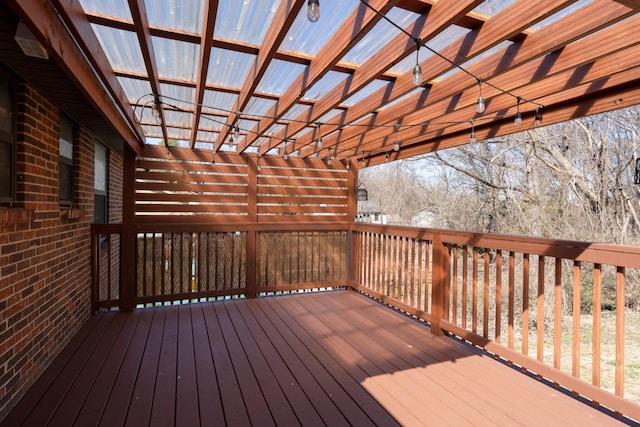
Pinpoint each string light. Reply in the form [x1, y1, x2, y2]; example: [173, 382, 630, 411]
[327, 156, 333, 165]
[307, 0, 320, 22]
[476, 78, 485, 114]
[393, 124, 400, 151]
[152, 94, 161, 122]
[233, 124, 240, 140]
[534, 107, 542, 127]
[283, 150, 289, 160]
[514, 97, 522, 126]
[469, 119, 476, 143]
[412, 41, 422, 86]
[345, 158, 350, 170]
[315, 122, 323, 149]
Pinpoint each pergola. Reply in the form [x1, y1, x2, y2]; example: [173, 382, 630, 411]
[3, 1, 640, 425]
[4, 0, 640, 164]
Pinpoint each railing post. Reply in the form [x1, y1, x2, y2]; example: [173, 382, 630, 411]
[431, 232, 448, 336]
[120, 145, 136, 312]
[347, 225, 357, 284]
[246, 229, 257, 298]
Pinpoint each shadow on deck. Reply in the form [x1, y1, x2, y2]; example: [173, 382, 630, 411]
[1, 290, 626, 426]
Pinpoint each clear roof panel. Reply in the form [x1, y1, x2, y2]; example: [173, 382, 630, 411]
[302, 71, 350, 101]
[214, 0, 281, 46]
[152, 37, 200, 82]
[145, 0, 204, 33]
[281, 104, 312, 122]
[342, 79, 389, 107]
[256, 59, 306, 96]
[472, 0, 519, 17]
[202, 90, 239, 113]
[194, 141, 215, 150]
[206, 48, 256, 89]
[118, 77, 153, 104]
[280, 0, 358, 56]
[166, 128, 191, 141]
[389, 47, 434, 75]
[91, 25, 146, 75]
[143, 127, 163, 139]
[431, 40, 512, 82]
[199, 115, 226, 132]
[164, 110, 193, 128]
[528, 0, 594, 32]
[341, 7, 420, 67]
[159, 84, 196, 112]
[243, 97, 278, 118]
[80, 0, 132, 21]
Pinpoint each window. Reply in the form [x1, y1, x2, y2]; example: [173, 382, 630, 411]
[59, 114, 75, 205]
[0, 77, 15, 205]
[94, 142, 108, 224]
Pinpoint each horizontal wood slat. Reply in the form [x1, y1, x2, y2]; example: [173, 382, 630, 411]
[136, 149, 354, 220]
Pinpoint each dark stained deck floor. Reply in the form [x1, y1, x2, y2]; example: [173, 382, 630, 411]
[2, 290, 627, 426]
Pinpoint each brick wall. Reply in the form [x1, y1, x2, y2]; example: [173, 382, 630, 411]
[0, 82, 123, 420]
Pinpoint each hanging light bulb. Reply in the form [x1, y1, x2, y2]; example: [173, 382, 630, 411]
[413, 42, 422, 86]
[534, 107, 542, 127]
[514, 97, 522, 126]
[393, 124, 400, 151]
[233, 124, 240, 140]
[152, 95, 161, 122]
[327, 156, 333, 165]
[283, 150, 289, 160]
[476, 78, 485, 114]
[469, 120, 476, 144]
[307, 0, 320, 22]
[345, 158, 350, 170]
[315, 122, 323, 149]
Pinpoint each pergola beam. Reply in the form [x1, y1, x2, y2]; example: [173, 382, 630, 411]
[6, 0, 144, 153]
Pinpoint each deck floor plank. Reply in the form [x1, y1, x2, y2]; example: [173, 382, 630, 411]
[212, 301, 275, 426]
[243, 299, 349, 427]
[200, 302, 250, 426]
[149, 305, 179, 427]
[190, 304, 224, 426]
[175, 304, 200, 427]
[124, 305, 167, 426]
[224, 300, 301, 426]
[300, 292, 497, 426]
[2, 290, 629, 427]
[74, 309, 142, 426]
[21, 313, 117, 427]
[98, 309, 155, 427]
[262, 296, 400, 426]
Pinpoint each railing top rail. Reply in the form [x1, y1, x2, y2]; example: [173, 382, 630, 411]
[352, 223, 640, 268]
[94, 221, 353, 234]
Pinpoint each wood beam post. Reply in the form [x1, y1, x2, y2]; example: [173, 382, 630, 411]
[120, 145, 137, 311]
[431, 232, 448, 336]
[246, 155, 258, 298]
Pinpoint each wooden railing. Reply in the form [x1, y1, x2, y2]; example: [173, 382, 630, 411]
[351, 223, 640, 423]
[91, 222, 350, 310]
[91, 221, 640, 421]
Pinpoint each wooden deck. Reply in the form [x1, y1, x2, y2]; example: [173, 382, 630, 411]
[2, 290, 627, 426]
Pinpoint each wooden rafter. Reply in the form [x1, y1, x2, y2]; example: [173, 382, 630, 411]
[237, 0, 400, 155]
[128, 0, 168, 146]
[189, 0, 219, 149]
[5, 0, 144, 153]
[216, 0, 305, 152]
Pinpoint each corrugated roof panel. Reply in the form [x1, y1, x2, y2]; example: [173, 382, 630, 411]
[342, 79, 389, 106]
[206, 48, 256, 89]
[281, 104, 312, 122]
[341, 7, 420, 67]
[166, 128, 191, 141]
[194, 141, 215, 150]
[164, 110, 193, 128]
[143, 127, 163, 138]
[145, 0, 204, 33]
[118, 77, 152, 103]
[472, 0, 519, 17]
[91, 25, 146, 75]
[199, 115, 226, 131]
[160, 84, 196, 112]
[152, 37, 200, 82]
[243, 97, 278, 118]
[302, 71, 350, 102]
[80, 0, 132, 21]
[202, 90, 239, 113]
[529, 0, 594, 32]
[214, 0, 281, 46]
[256, 59, 306, 95]
[280, 0, 358, 56]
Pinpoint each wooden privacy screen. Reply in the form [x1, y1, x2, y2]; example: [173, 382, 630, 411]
[136, 145, 357, 222]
